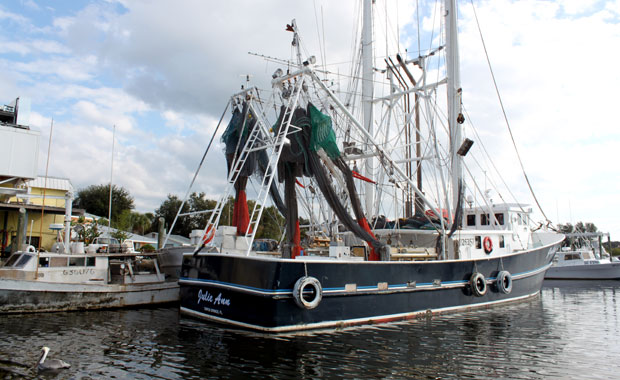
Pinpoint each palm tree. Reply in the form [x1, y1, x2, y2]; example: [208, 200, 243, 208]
[130, 212, 152, 236]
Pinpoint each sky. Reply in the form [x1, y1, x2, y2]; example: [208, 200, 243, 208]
[1, 0, 619, 239]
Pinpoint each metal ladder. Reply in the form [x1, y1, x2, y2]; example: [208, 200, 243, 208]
[200, 77, 307, 254]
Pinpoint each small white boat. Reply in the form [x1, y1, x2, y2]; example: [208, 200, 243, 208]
[0, 248, 179, 313]
[545, 232, 620, 280]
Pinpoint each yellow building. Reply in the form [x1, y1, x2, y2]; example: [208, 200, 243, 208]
[0, 97, 82, 257]
[0, 176, 76, 256]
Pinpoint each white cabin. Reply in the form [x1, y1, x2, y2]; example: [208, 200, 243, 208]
[453, 203, 535, 259]
[0, 250, 164, 284]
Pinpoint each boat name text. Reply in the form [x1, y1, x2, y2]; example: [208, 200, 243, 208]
[63, 268, 96, 276]
[197, 289, 231, 307]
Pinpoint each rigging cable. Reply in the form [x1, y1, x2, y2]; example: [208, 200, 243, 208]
[164, 100, 230, 247]
[469, 0, 550, 223]
[463, 106, 524, 213]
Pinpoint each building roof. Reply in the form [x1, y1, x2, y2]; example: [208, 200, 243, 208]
[98, 225, 157, 244]
[27, 176, 73, 192]
[147, 232, 191, 245]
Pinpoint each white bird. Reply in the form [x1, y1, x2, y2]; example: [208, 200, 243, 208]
[37, 346, 71, 371]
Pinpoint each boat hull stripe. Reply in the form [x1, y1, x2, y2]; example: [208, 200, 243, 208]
[178, 262, 551, 297]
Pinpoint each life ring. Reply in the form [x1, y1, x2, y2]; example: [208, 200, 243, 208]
[496, 270, 512, 294]
[470, 272, 487, 297]
[202, 225, 214, 245]
[483, 236, 493, 254]
[26, 245, 36, 253]
[293, 276, 322, 309]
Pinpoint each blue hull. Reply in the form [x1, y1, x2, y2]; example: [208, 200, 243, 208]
[179, 243, 559, 332]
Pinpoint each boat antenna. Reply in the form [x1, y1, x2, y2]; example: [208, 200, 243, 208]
[287, 19, 303, 66]
[240, 74, 253, 89]
[38, 118, 53, 251]
[108, 124, 115, 237]
[35, 118, 53, 279]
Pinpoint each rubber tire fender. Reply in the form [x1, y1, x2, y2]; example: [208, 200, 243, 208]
[293, 276, 323, 309]
[470, 272, 487, 297]
[496, 270, 513, 294]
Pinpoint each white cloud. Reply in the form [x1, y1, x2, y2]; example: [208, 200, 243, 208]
[2, 0, 619, 240]
[0, 7, 28, 23]
[455, 0, 620, 237]
[560, 0, 600, 15]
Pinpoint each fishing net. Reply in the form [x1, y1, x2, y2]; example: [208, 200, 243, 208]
[221, 107, 243, 155]
[308, 103, 340, 159]
[222, 103, 257, 177]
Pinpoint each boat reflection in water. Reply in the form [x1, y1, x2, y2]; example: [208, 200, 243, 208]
[1, 281, 618, 379]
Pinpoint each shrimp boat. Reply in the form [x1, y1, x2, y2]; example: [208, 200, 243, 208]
[178, 0, 564, 332]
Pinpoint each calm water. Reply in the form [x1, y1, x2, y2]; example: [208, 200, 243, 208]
[1, 281, 619, 379]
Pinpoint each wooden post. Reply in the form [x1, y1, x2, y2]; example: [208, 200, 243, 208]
[158, 217, 165, 250]
[13, 207, 26, 253]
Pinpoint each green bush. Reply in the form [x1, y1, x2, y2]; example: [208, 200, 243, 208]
[141, 244, 155, 252]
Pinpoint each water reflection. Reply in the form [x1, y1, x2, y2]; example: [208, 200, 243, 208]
[0, 282, 618, 379]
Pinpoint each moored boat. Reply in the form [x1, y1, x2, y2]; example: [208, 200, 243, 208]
[178, 0, 564, 332]
[180, 209, 560, 332]
[0, 248, 179, 313]
[545, 232, 620, 280]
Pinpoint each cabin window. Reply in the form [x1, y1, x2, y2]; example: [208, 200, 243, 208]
[494, 213, 505, 225]
[50, 257, 68, 267]
[466, 215, 476, 226]
[86, 257, 96, 267]
[4, 254, 21, 267]
[499, 235, 505, 248]
[15, 254, 32, 268]
[565, 254, 580, 261]
[475, 236, 482, 249]
[39, 257, 50, 267]
[481, 214, 490, 225]
[69, 257, 85, 267]
[97, 237, 120, 245]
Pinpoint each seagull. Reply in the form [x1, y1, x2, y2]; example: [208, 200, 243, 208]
[37, 346, 71, 371]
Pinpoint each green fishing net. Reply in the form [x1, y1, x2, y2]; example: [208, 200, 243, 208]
[308, 104, 340, 159]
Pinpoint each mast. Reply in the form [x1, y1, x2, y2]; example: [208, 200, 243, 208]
[445, 0, 463, 220]
[361, 0, 374, 217]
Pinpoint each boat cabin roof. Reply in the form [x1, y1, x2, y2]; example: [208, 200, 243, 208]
[465, 203, 532, 214]
[2, 250, 154, 267]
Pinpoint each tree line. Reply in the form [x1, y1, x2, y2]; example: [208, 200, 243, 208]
[72, 184, 285, 241]
[73, 186, 620, 256]
[557, 221, 620, 257]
